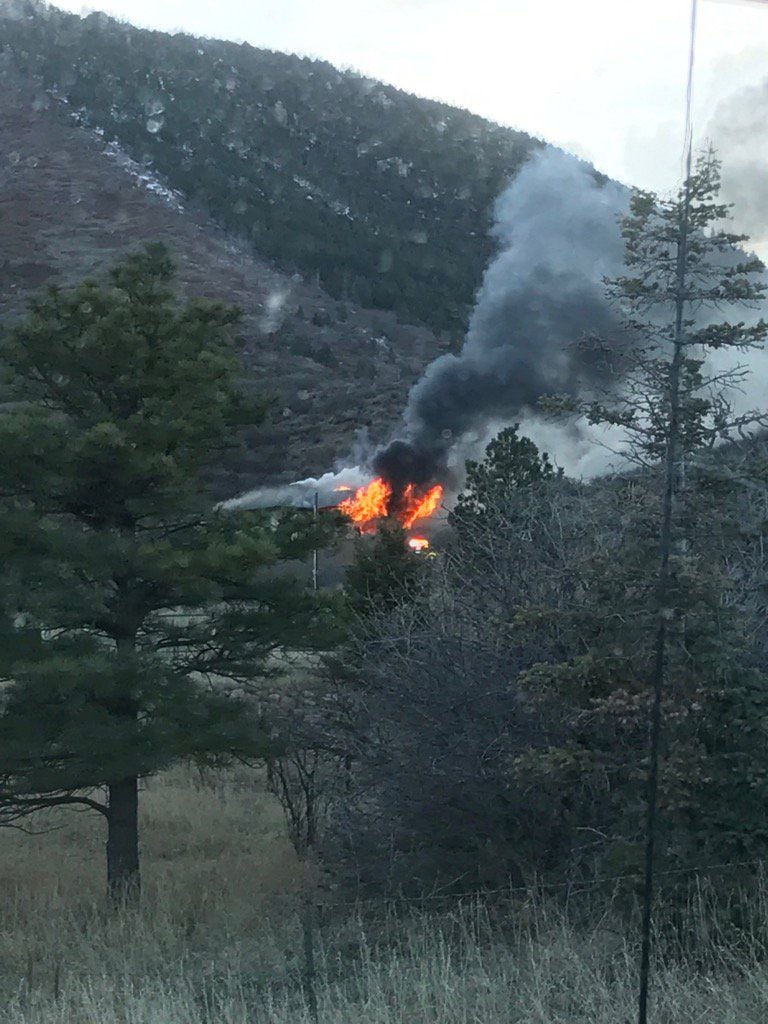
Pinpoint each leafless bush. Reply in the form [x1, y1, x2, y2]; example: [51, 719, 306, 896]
[325, 452, 768, 894]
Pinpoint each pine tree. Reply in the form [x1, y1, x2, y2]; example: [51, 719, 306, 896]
[450, 424, 554, 537]
[486, 151, 768, 884]
[344, 522, 424, 617]
[0, 245, 335, 898]
[578, 150, 767, 465]
[585, 148, 768, 886]
[541, 150, 768, 914]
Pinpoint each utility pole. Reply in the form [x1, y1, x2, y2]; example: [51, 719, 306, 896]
[312, 490, 319, 592]
[637, 3, 697, 1022]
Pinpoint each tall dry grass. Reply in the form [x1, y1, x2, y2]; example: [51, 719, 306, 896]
[0, 766, 767, 1023]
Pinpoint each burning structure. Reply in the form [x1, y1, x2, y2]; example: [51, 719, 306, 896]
[336, 479, 443, 533]
[332, 148, 628, 535]
[334, 477, 444, 550]
[229, 148, 631, 533]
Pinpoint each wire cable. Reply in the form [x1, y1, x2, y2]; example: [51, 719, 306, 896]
[681, 0, 699, 183]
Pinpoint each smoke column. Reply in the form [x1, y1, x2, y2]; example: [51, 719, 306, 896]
[708, 76, 768, 260]
[375, 148, 630, 484]
[230, 142, 768, 513]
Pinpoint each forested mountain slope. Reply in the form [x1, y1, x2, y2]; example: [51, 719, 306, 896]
[0, 0, 541, 333]
[0, 67, 448, 494]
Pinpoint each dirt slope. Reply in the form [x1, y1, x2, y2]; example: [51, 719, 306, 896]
[0, 69, 450, 494]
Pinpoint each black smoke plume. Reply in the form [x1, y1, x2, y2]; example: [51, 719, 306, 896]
[375, 148, 630, 485]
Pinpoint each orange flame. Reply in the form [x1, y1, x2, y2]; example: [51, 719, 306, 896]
[408, 536, 430, 552]
[338, 477, 392, 529]
[400, 483, 444, 529]
[338, 477, 443, 533]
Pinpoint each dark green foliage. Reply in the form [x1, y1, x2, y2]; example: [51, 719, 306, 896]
[312, 342, 338, 369]
[450, 423, 554, 536]
[504, 463, 768, 878]
[345, 523, 423, 616]
[515, 151, 768, 879]
[0, 243, 337, 890]
[0, 2, 539, 333]
[0, 634, 250, 795]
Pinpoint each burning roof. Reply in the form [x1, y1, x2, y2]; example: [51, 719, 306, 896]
[337, 477, 444, 535]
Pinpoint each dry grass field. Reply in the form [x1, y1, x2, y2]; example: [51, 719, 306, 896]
[1, 766, 767, 1023]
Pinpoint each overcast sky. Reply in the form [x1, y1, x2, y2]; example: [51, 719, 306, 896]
[55, 0, 768, 196]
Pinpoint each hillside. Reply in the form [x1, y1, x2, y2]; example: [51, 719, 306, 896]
[0, 66, 448, 494]
[0, 0, 540, 334]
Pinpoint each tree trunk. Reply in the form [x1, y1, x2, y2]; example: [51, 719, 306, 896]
[106, 776, 140, 900]
[107, 632, 141, 901]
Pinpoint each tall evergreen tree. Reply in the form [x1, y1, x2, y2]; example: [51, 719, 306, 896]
[0, 245, 335, 897]
[551, 149, 768, 1006]
[486, 151, 768, 884]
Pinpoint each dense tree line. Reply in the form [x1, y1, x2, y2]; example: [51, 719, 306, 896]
[328, 429, 768, 894]
[1, 0, 539, 333]
[288, 154, 768, 900]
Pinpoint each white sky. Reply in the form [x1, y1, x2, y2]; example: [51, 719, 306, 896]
[55, 0, 768, 194]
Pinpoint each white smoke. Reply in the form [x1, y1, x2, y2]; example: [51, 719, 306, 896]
[259, 287, 291, 334]
[223, 465, 372, 511]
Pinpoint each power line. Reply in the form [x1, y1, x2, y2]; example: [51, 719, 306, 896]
[707, 0, 768, 8]
[681, 0, 699, 182]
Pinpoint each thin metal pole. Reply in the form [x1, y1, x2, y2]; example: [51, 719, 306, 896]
[312, 490, 319, 592]
[637, 5, 697, 1022]
[302, 897, 319, 1024]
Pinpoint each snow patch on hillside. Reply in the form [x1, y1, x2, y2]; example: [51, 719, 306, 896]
[101, 140, 185, 213]
[45, 87, 185, 213]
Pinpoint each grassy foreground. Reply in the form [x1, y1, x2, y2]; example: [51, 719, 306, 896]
[0, 769, 767, 1023]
